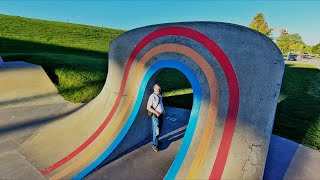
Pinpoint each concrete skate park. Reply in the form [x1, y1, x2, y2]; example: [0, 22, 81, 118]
[0, 22, 319, 180]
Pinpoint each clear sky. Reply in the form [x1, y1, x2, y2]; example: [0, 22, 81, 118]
[0, 0, 319, 45]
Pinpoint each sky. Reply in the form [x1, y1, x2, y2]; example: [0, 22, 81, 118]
[0, 0, 319, 45]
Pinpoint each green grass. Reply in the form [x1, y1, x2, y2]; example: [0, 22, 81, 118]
[1, 52, 107, 102]
[0, 14, 122, 54]
[0, 14, 124, 102]
[1, 14, 319, 151]
[0, 14, 193, 103]
[157, 69, 193, 110]
[273, 62, 320, 150]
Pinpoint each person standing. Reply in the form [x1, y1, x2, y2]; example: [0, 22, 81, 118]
[147, 84, 164, 152]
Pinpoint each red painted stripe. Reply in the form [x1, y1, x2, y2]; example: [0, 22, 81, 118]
[41, 39, 139, 175]
[209, 69, 239, 179]
[41, 27, 239, 178]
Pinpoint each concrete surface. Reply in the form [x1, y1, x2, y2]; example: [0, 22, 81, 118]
[0, 22, 287, 179]
[85, 106, 190, 180]
[86, 134, 320, 180]
[264, 135, 320, 180]
[85, 109, 320, 180]
[0, 61, 81, 179]
[0, 61, 66, 109]
[0, 151, 44, 180]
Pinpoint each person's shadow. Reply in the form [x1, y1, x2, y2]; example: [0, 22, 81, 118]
[157, 112, 188, 151]
[158, 128, 186, 151]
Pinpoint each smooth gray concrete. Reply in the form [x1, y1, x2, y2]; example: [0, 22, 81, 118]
[264, 135, 320, 180]
[0, 103, 82, 153]
[102, 106, 191, 165]
[85, 138, 182, 180]
[0, 62, 66, 109]
[86, 109, 320, 180]
[85, 106, 190, 180]
[0, 151, 44, 180]
[0, 61, 80, 179]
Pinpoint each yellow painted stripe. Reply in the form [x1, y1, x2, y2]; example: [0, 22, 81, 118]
[50, 43, 218, 179]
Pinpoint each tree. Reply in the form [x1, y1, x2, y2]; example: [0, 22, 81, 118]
[312, 43, 320, 54]
[303, 45, 313, 53]
[249, 13, 273, 36]
[276, 33, 305, 54]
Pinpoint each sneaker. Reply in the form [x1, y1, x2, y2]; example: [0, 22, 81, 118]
[152, 145, 159, 152]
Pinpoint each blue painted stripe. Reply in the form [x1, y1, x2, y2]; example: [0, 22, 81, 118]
[73, 60, 202, 179]
[263, 135, 299, 180]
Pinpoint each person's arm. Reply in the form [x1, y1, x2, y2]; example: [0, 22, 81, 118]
[147, 104, 160, 117]
[147, 95, 160, 117]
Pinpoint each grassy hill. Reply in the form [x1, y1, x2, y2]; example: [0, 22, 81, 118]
[0, 14, 191, 103]
[0, 14, 125, 102]
[0, 14, 319, 150]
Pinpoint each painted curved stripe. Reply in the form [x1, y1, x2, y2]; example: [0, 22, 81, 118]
[137, 27, 239, 180]
[74, 60, 203, 179]
[131, 44, 219, 179]
[42, 26, 239, 180]
[72, 44, 219, 179]
[55, 43, 215, 179]
[40, 31, 141, 175]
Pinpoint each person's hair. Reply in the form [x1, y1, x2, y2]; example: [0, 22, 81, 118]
[153, 83, 161, 89]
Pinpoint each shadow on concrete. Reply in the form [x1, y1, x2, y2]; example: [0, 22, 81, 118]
[100, 107, 190, 167]
[0, 92, 61, 107]
[158, 128, 186, 151]
[263, 135, 299, 180]
[0, 103, 86, 135]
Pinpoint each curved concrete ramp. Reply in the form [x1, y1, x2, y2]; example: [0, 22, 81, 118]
[5, 22, 284, 179]
[0, 61, 65, 109]
[0, 61, 77, 143]
[0, 61, 82, 180]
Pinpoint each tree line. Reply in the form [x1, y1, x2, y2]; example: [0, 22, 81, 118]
[249, 13, 320, 55]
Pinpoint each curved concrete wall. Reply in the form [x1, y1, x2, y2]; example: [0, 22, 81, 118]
[17, 22, 284, 179]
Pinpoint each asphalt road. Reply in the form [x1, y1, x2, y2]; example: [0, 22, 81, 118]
[286, 57, 320, 70]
